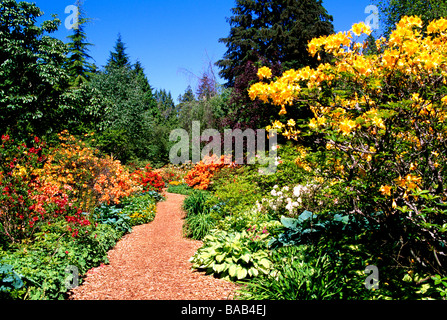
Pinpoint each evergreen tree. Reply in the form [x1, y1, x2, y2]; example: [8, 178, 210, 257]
[133, 60, 159, 118]
[178, 85, 196, 104]
[154, 89, 177, 123]
[66, 0, 96, 87]
[106, 33, 131, 70]
[216, 0, 334, 87]
[215, 0, 334, 138]
[90, 66, 156, 163]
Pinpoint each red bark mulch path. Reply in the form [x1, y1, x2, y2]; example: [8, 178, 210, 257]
[68, 192, 239, 300]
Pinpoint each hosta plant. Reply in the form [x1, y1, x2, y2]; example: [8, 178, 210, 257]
[189, 229, 272, 281]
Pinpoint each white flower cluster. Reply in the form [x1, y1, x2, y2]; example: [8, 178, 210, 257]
[256, 184, 312, 216]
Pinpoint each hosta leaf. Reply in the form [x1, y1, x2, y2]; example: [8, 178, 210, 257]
[259, 258, 271, 269]
[216, 254, 226, 263]
[213, 263, 226, 274]
[228, 264, 237, 277]
[241, 253, 251, 263]
[248, 267, 259, 277]
[237, 267, 248, 280]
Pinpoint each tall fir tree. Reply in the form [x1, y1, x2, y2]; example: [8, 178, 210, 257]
[106, 33, 131, 70]
[216, 0, 334, 138]
[216, 0, 334, 87]
[133, 60, 159, 118]
[154, 89, 177, 123]
[66, 0, 96, 87]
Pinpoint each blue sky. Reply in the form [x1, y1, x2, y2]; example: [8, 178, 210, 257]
[35, 0, 381, 102]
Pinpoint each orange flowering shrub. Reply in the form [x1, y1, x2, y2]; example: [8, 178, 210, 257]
[93, 156, 141, 205]
[42, 131, 141, 210]
[185, 155, 235, 190]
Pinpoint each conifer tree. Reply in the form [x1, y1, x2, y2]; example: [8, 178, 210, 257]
[66, 0, 96, 86]
[133, 60, 158, 118]
[216, 0, 334, 135]
[216, 0, 334, 87]
[106, 33, 131, 70]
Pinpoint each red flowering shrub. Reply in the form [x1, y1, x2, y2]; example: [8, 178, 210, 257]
[132, 164, 165, 193]
[0, 134, 78, 242]
[0, 131, 143, 243]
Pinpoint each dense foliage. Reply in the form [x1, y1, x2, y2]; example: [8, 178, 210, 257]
[2, 0, 447, 301]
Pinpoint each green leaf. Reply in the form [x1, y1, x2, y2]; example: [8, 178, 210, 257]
[237, 267, 248, 280]
[213, 263, 226, 274]
[248, 267, 259, 277]
[228, 264, 237, 278]
[258, 258, 271, 269]
[216, 254, 226, 263]
[241, 253, 251, 264]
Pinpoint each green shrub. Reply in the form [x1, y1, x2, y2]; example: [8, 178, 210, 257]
[217, 207, 282, 236]
[208, 168, 262, 218]
[120, 193, 159, 226]
[0, 220, 121, 300]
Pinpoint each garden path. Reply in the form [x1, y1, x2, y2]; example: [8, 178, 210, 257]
[68, 192, 238, 300]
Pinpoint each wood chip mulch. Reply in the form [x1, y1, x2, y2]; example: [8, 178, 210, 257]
[68, 192, 239, 300]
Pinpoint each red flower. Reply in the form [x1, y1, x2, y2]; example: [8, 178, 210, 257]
[1, 134, 9, 142]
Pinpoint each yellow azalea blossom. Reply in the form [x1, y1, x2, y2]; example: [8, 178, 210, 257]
[397, 16, 423, 29]
[272, 120, 285, 130]
[279, 106, 287, 115]
[392, 199, 397, 209]
[352, 22, 372, 36]
[427, 18, 447, 34]
[257, 66, 273, 80]
[338, 118, 358, 135]
[287, 119, 296, 127]
[380, 185, 392, 197]
[371, 116, 386, 130]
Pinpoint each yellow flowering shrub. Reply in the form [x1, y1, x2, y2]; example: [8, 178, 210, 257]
[249, 17, 447, 271]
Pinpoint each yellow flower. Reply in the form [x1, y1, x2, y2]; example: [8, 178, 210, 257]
[272, 120, 285, 130]
[392, 199, 397, 209]
[338, 118, 357, 135]
[379, 185, 392, 197]
[352, 22, 372, 36]
[427, 18, 447, 34]
[279, 106, 287, 115]
[257, 66, 273, 80]
[287, 119, 296, 127]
